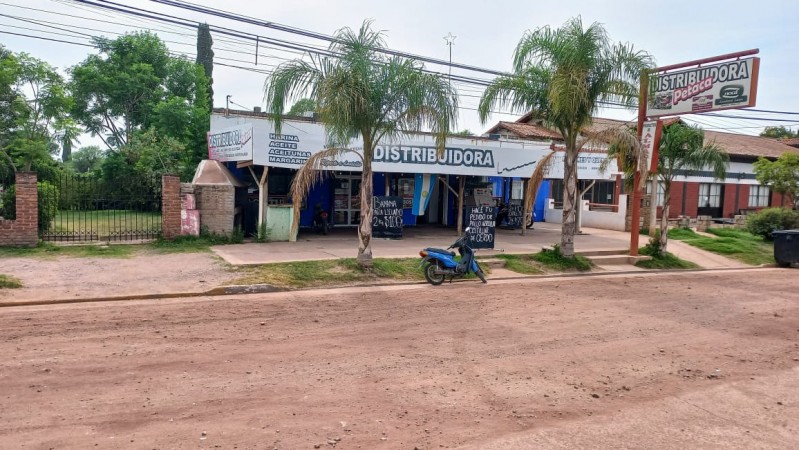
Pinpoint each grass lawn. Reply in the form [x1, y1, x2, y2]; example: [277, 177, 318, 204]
[0, 274, 22, 289]
[50, 210, 161, 236]
[0, 233, 246, 259]
[636, 245, 699, 270]
[229, 258, 428, 289]
[497, 249, 592, 274]
[667, 227, 775, 266]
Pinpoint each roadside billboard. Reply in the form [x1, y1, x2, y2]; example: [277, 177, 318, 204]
[207, 123, 253, 162]
[646, 57, 759, 117]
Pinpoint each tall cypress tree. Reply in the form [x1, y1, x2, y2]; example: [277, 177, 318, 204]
[196, 23, 214, 110]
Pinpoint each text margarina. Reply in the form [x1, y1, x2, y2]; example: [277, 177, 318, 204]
[374, 145, 495, 168]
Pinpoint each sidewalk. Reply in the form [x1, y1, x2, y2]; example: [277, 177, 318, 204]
[211, 221, 632, 265]
[0, 222, 757, 305]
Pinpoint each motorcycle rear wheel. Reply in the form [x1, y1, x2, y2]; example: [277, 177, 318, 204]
[424, 262, 445, 286]
[474, 264, 487, 284]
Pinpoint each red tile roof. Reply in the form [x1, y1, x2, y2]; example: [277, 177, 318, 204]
[485, 121, 563, 141]
[779, 137, 799, 148]
[496, 114, 799, 159]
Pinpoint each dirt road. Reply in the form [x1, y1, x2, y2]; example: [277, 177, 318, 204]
[0, 269, 797, 449]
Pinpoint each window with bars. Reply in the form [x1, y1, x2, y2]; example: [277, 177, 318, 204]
[748, 185, 770, 207]
[698, 183, 722, 208]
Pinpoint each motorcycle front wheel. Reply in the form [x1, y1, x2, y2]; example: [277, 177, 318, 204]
[424, 262, 445, 286]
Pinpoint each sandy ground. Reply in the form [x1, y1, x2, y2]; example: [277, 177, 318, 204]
[0, 252, 237, 301]
[0, 269, 797, 449]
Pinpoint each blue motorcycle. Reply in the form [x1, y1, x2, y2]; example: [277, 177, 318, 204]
[419, 227, 487, 285]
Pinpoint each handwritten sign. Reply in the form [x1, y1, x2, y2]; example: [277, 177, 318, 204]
[506, 200, 523, 229]
[372, 196, 403, 239]
[465, 205, 495, 249]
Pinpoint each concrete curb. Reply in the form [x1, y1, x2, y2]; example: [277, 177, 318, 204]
[0, 265, 779, 309]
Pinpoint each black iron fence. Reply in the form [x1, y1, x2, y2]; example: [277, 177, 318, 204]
[38, 173, 162, 242]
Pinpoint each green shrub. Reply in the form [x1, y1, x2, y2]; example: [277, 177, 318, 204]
[746, 208, 799, 240]
[642, 231, 663, 257]
[0, 182, 60, 231]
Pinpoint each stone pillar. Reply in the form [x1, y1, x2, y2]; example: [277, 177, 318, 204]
[0, 172, 38, 247]
[161, 174, 181, 240]
[696, 215, 712, 232]
[640, 194, 652, 232]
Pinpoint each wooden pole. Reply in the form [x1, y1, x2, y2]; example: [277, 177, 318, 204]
[456, 176, 465, 235]
[630, 70, 648, 256]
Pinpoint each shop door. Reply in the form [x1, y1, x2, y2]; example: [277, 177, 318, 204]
[333, 174, 362, 226]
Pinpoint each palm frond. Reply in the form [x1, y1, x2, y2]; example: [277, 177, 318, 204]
[478, 68, 550, 124]
[263, 58, 324, 134]
[524, 150, 556, 218]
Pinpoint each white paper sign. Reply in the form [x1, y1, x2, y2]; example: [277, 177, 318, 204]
[207, 123, 253, 162]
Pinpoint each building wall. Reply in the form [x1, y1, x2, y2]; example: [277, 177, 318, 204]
[682, 182, 700, 217]
[0, 172, 38, 247]
[195, 184, 236, 235]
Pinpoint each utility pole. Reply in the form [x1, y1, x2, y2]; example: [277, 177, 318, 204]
[444, 32, 456, 87]
[442, 33, 456, 228]
[225, 94, 232, 116]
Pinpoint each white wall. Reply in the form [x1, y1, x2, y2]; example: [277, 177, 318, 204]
[544, 195, 628, 232]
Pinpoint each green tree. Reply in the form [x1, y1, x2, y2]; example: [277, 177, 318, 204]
[71, 32, 210, 179]
[286, 98, 315, 117]
[196, 23, 214, 111]
[760, 126, 798, 139]
[754, 152, 799, 209]
[71, 32, 170, 149]
[55, 117, 81, 162]
[69, 145, 105, 174]
[450, 129, 475, 137]
[650, 123, 727, 252]
[264, 20, 457, 267]
[478, 17, 653, 257]
[0, 51, 70, 177]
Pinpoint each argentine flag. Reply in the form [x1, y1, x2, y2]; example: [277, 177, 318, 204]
[412, 173, 436, 216]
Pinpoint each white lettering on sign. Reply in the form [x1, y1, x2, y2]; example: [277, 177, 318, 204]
[647, 56, 759, 117]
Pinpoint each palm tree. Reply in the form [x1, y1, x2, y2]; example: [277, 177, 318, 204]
[264, 20, 457, 267]
[478, 17, 653, 257]
[652, 123, 728, 252]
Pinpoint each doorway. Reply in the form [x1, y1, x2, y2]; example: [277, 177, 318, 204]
[333, 173, 362, 226]
[697, 183, 724, 217]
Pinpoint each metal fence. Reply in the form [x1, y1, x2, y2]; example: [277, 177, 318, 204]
[38, 173, 162, 242]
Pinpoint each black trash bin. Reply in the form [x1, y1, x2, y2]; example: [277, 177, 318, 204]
[772, 229, 799, 268]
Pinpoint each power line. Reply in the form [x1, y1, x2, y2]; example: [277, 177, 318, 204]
[13, 1, 798, 132]
[147, 0, 514, 78]
[0, 30, 95, 47]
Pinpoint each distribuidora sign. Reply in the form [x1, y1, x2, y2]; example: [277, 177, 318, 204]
[207, 123, 253, 162]
[211, 115, 554, 178]
[646, 57, 759, 117]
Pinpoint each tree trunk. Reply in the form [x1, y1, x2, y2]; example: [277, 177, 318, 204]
[659, 180, 671, 253]
[357, 145, 374, 268]
[561, 148, 579, 257]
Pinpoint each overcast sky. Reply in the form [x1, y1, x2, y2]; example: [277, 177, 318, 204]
[2, 0, 798, 141]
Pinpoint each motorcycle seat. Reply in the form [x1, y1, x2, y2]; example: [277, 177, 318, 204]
[426, 247, 455, 256]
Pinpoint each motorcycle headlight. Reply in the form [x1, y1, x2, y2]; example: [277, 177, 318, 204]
[419, 250, 428, 257]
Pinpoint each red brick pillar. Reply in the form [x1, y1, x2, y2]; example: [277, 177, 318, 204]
[161, 174, 181, 240]
[0, 172, 38, 247]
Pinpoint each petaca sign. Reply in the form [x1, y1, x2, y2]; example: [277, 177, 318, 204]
[646, 57, 760, 117]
